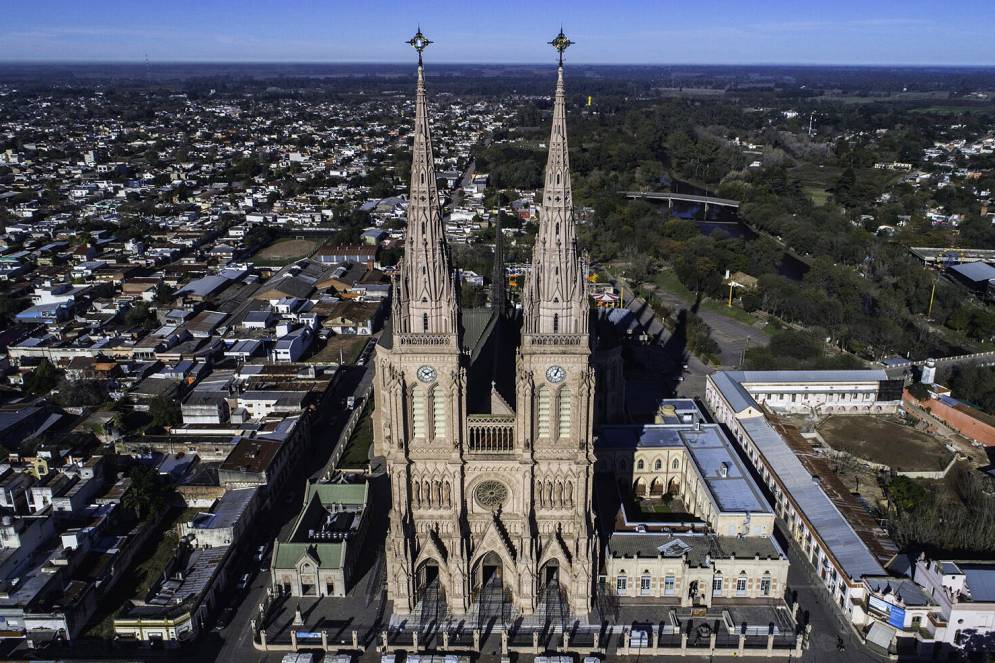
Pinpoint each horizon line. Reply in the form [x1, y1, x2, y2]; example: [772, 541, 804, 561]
[2, 59, 995, 69]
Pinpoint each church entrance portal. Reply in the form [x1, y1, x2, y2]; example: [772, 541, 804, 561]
[415, 560, 446, 623]
[473, 551, 511, 627]
[476, 551, 503, 592]
[543, 560, 559, 587]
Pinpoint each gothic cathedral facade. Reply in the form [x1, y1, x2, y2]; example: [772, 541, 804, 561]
[373, 34, 616, 620]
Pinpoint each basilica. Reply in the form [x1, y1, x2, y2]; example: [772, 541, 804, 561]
[372, 31, 624, 620]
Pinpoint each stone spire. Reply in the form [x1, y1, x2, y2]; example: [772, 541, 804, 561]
[393, 30, 459, 336]
[522, 32, 587, 336]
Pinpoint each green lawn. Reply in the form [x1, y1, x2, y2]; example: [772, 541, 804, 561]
[651, 270, 693, 303]
[339, 403, 374, 469]
[789, 163, 841, 207]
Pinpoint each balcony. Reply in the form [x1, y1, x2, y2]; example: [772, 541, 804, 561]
[523, 333, 584, 348]
[467, 415, 515, 453]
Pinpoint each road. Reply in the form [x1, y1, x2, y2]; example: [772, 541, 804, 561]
[612, 274, 769, 400]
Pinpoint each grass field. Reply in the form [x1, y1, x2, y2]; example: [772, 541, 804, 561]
[650, 270, 771, 331]
[789, 163, 841, 207]
[249, 237, 319, 265]
[818, 415, 953, 472]
[339, 403, 374, 469]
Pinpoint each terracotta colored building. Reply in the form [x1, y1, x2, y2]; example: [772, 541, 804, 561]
[905, 390, 995, 447]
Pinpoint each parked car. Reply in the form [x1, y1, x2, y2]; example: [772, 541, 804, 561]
[215, 606, 236, 630]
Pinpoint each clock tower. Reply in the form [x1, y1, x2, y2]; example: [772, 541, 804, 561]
[516, 29, 596, 616]
[373, 29, 468, 616]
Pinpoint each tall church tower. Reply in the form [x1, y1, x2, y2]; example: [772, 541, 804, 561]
[517, 30, 596, 616]
[375, 30, 468, 616]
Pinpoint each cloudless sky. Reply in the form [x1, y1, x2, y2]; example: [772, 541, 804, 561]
[2, 0, 994, 66]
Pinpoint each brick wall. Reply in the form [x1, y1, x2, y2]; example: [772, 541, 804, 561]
[905, 391, 995, 446]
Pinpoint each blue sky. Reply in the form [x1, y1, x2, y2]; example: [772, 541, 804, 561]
[2, 1, 993, 66]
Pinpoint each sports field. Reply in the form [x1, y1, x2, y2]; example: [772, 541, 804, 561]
[249, 237, 319, 265]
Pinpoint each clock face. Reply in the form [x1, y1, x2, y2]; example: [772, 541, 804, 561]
[546, 365, 566, 384]
[416, 365, 437, 383]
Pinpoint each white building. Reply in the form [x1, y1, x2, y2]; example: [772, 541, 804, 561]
[705, 372, 889, 622]
[712, 370, 902, 415]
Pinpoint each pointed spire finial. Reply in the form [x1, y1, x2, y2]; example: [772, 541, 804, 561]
[407, 28, 433, 66]
[548, 28, 573, 66]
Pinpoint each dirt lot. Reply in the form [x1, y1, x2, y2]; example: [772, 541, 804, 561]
[249, 237, 319, 265]
[306, 334, 369, 365]
[817, 415, 953, 472]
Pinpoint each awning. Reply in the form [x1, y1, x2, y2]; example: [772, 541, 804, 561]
[866, 620, 897, 650]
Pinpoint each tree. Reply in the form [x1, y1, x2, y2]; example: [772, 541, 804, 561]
[55, 379, 107, 407]
[24, 359, 61, 396]
[149, 395, 181, 431]
[123, 466, 171, 521]
[887, 476, 927, 513]
[154, 283, 176, 305]
[906, 382, 930, 402]
[124, 302, 158, 331]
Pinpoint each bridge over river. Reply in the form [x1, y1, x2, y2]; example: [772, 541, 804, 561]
[621, 190, 741, 209]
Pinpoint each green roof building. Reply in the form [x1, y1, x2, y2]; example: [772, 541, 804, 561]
[270, 480, 369, 598]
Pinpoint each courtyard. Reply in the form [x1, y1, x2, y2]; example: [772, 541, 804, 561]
[816, 414, 953, 472]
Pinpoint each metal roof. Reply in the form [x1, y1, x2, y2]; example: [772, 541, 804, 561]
[951, 261, 995, 283]
[961, 564, 995, 602]
[726, 370, 889, 385]
[740, 416, 884, 580]
[598, 423, 771, 515]
[711, 371, 757, 413]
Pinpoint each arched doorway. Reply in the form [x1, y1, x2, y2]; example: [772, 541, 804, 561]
[415, 559, 446, 620]
[416, 559, 441, 600]
[542, 559, 559, 587]
[477, 551, 503, 591]
[538, 559, 569, 626]
[473, 551, 511, 626]
[632, 477, 647, 498]
[649, 478, 664, 496]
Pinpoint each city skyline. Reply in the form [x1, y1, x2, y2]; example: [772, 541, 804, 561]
[3, 0, 995, 66]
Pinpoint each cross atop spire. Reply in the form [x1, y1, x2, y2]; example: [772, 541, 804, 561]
[407, 27, 433, 66]
[548, 28, 573, 66]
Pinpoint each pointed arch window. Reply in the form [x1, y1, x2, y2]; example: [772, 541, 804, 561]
[412, 386, 427, 439]
[537, 386, 552, 438]
[431, 384, 446, 439]
[558, 388, 572, 438]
